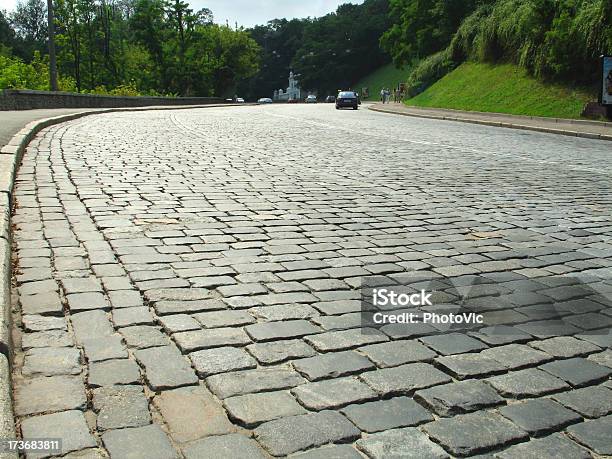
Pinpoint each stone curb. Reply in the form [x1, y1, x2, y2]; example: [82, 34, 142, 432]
[368, 105, 612, 142]
[0, 102, 248, 453]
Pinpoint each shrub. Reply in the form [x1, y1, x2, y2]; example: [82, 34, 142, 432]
[405, 48, 458, 96]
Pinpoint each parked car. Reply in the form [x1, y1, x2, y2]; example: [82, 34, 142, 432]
[305, 95, 317, 103]
[335, 91, 359, 110]
[235, 97, 245, 103]
[287, 98, 299, 103]
[258, 97, 273, 103]
[325, 95, 336, 103]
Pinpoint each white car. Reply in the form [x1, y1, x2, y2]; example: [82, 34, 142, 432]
[258, 97, 273, 104]
[305, 95, 317, 103]
[235, 97, 245, 103]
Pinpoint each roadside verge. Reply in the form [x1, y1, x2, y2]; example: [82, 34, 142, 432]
[369, 103, 612, 142]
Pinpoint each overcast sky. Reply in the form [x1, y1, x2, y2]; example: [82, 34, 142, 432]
[0, 0, 364, 28]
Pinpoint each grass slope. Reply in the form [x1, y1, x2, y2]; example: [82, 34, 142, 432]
[407, 62, 593, 119]
[353, 63, 410, 101]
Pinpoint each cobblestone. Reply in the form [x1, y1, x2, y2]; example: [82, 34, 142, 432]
[9, 105, 612, 458]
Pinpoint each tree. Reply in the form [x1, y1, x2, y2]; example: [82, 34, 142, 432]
[10, 0, 47, 58]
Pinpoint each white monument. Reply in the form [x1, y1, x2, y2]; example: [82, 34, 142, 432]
[273, 71, 302, 101]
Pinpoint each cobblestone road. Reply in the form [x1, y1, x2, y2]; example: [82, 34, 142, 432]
[10, 104, 612, 458]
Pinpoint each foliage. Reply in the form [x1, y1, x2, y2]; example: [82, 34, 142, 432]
[292, 0, 391, 96]
[407, 61, 593, 118]
[0, 51, 76, 90]
[387, 0, 612, 93]
[0, 0, 260, 97]
[352, 62, 411, 100]
[238, 0, 391, 99]
[380, 0, 485, 67]
[405, 48, 457, 97]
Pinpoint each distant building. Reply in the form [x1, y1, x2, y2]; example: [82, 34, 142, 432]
[274, 71, 303, 101]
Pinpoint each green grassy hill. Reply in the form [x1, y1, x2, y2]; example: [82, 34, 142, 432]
[353, 63, 411, 101]
[407, 62, 594, 119]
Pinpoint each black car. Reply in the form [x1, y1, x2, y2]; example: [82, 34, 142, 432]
[335, 91, 359, 110]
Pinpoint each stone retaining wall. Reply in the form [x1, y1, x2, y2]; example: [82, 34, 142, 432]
[0, 89, 225, 111]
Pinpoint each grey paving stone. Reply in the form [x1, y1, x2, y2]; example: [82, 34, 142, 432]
[289, 445, 363, 459]
[19, 279, 58, 296]
[81, 335, 128, 362]
[20, 291, 63, 316]
[424, 411, 528, 456]
[66, 292, 109, 312]
[529, 336, 600, 358]
[22, 347, 82, 376]
[154, 386, 235, 443]
[102, 424, 179, 459]
[494, 433, 592, 459]
[93, 385, 151, 430]
[21, 329, 73, 350]
[71, 310, 114, 343]
[120, 325, 171, 349]
[305, 327, 388, 351]
[224, 391, 307, 427]
[292, 350, 375, 381]
[62, 277, 102, 294]
[108, 289, 144, 308]
[134, 344, 198, 391]
[189, 346, 257, 377]
[566, 415, 612, 455]
[88, 358, 141, 387]
[20, 410, 96, 456]
[358, 340, 437, 368]
[158, 314, 201, 333]
[360, 362, 452, 396]
[539, 357, 611, 387]
[487, 368, 570, 398]
[193, 310, 255, 328]
[469, 325, 533, 345]
[174, 327, 250, 352]
[245, 320, 321, 342]
[246, 339, 316, 364]
[480, 344, 552, 369]
[515, 320, 581, 338]
[356, 427, 449, 459]
[499, 398, 581, 435]
[292, 376, 377, 410]
[419, 333, 488, 355]
[588, 349, 612, 368]
[112, 307, 155, 328]
[415, 380, 504, 417]
[22, 314, 66, 332]
[249, 303, 318, 321]
[552, 385, 612, 418]
[254, 410, 360, 456]
[14, 376, 86, 416]
[61, 448, 108, 459]
[341, 396, 433, 432]
[182, 433, 267, 459]
[207, 367, 306, 399]
[435, 353, 508, 379]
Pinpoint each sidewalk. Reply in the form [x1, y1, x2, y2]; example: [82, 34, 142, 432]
[0, 108, 101, 147]
[369, 103, 612, 141]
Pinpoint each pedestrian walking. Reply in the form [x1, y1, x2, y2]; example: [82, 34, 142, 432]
[380, 88, 384, 103]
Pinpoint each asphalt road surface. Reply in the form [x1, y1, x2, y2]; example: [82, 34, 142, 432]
[10, 104, 612, 458]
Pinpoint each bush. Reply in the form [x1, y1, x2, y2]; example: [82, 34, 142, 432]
[405, 48, 457, 96]
[0, 52, 48, 89]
